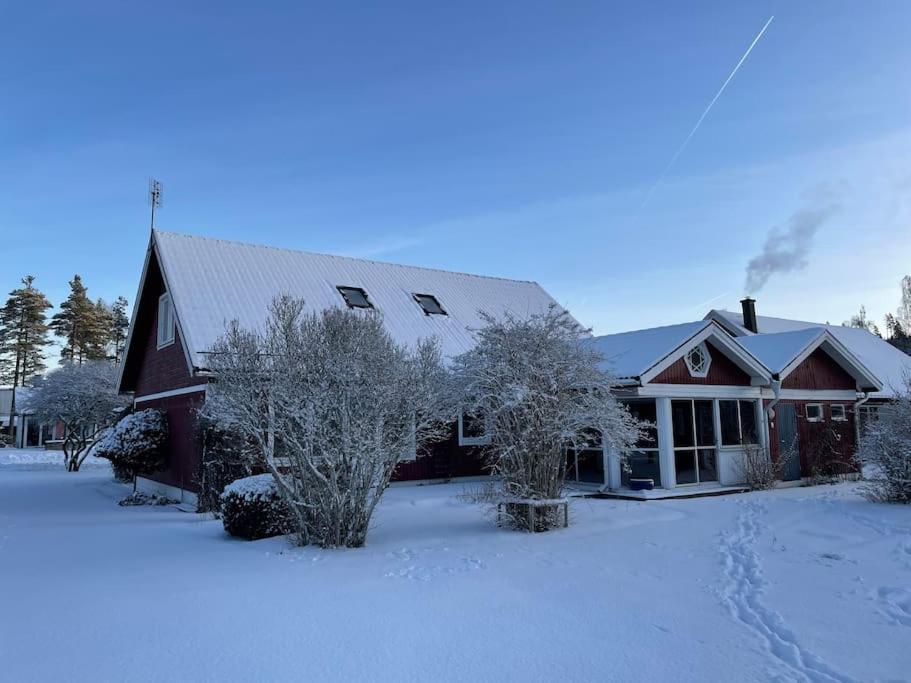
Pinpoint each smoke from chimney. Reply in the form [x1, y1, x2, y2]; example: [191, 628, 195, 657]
[743, 201, 839, 294]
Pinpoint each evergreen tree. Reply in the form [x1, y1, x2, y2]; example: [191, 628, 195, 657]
[0, 275, 53, 386]
[50, 275, 108, 364]
[87, 298, 114, 361]
[110, 296, 130, 364]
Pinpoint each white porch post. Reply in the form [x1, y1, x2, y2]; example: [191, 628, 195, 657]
[603, 443, 622, 491]
[656, 397, 676, 489]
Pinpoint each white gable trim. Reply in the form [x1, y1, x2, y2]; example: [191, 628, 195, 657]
[639, 321, 771, 386]
[116, 233, 196, 394]
[777, 331, 882, 391]
[134, 384, 209, 404]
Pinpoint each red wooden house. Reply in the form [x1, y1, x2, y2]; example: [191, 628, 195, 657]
[116, 230, 569, 504]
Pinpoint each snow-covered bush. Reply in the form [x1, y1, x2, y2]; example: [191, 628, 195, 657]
[93, 409, 168, 484]
[858, 379, 911, 503]
[449, 306, 645, 531]
[202, 296, 450, 548]
[220, 474, 293, 540]
[805, 422, 856, 485]
[26, 361, 130, 471]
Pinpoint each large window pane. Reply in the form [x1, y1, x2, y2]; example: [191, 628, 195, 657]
[671, 400, 695, 448]
[720, 400, 740, 446]
[739, 401, 758, 444]
[675, 449, 697, 485]
[695, 400, 715, 447]
[625, 400, 658, 449]
[622, 451, 662, 488]
[698, 449, 718, 481]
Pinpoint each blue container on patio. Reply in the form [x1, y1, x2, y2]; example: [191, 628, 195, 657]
[629, 478, 654, 491]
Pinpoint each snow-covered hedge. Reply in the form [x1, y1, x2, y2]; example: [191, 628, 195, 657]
[93, 409, 168, 481]
[220, 474, 293, 540]
[858, 381, 911, 504]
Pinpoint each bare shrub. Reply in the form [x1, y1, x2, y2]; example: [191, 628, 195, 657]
[858, 378, 911, 503]
[739, 440, 797, 490]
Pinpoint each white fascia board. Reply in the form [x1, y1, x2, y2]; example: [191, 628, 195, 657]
[777, 331, 882, 392]
[775, 389, 860, 401]
[134, 384, 208, 404]
[636, 384, 763, 399]
[640, 321, 771, 385]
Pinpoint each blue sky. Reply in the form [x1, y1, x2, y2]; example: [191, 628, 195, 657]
[3, 1, 910, 354]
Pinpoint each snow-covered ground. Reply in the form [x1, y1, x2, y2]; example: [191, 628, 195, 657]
[1, 463, 909, 682]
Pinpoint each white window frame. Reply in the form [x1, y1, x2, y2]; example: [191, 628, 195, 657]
[805, 403, 824, 422]
[458, 410, 491, 446]
[157, 293, 175, 349]
[830, 404, 847, 422]
[684, 342, 712, 378]
[719, 399, 759, 447]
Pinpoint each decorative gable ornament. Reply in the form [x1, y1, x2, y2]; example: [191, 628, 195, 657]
[684, 342, 711, 378]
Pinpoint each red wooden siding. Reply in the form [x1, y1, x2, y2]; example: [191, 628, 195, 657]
[651, 341, 751, 386]
[120, 250, 201, 396]
[139, 391, 206, 492]
[394, 424, 488, 481]
[782, 348, 856, 390]
[767, 399, 857, 477]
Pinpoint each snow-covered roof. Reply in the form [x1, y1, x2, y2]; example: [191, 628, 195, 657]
[152, 230, 568, 369]
[707, 309, 909, 398]
[736, 328, 825, 375]
[584, 321, 709, 380]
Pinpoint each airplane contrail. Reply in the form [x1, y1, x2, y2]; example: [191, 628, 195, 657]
[641, 15, 774, 207]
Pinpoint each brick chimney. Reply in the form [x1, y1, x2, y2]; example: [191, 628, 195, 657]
[741, 297, 758, 333]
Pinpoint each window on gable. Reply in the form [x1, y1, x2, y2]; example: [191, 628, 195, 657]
[684, 342, 711, 378]
[805, 403, 823, 422]
[337, 286, 372, 309]
[157, 293, 175, 348]
[413, 293, 446, 316]
[830, 404, 847, 421]
[458, 410, 491, 446]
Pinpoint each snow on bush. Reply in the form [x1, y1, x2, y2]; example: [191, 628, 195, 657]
[92, 409, 168, 483]
[738, 441, 797, 491]
[202, 296, 450, 548]
[449, 306, 645, 531]
[26, 361, 130, 471]
[858, 377, 911, 503]
[220, 474, 293, 540]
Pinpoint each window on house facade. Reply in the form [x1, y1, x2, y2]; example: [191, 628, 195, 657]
[719, 399, 759, 446]
[458, 410, 491, 446]
[157, 293, 175, 348]
[337, 286, 372, 309]
[621, 399, 661, 487]
[413, 293, 446, 316]
[671, 399, 717, 485]
[830, 404, 847, 421]
[805, 403, 823, 422]
[684, 342, 711, 378]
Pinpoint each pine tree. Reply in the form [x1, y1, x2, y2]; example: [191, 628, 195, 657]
[50, 275, 107, 364]
[0, 275, 53, 386]
[87, 298, 114, 361]
[110, 296, 130, 364]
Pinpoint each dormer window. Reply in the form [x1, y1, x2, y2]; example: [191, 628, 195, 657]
[413, 293, 446, 316]
[157, 292, 175, 348]
[337, 286, 372, 309]
[684, 342, 711, 378]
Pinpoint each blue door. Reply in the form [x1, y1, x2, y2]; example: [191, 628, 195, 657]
[777, 403, 802, 481]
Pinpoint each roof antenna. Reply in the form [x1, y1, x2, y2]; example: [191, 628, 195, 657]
[149, 178, 163, 230]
